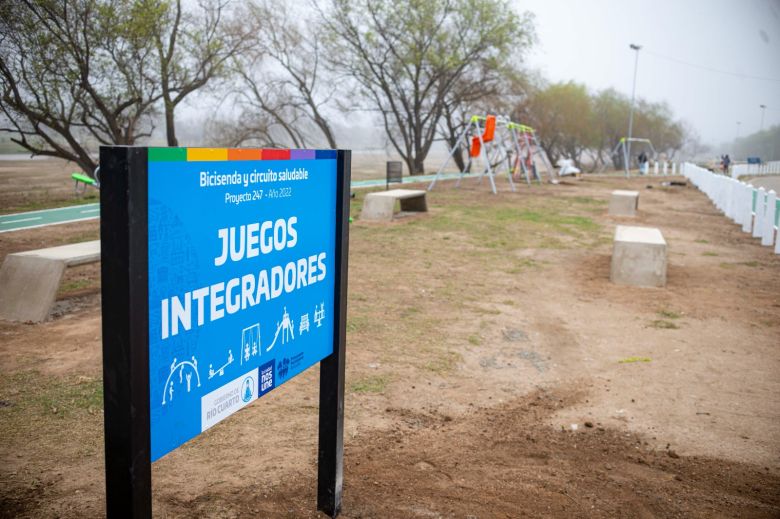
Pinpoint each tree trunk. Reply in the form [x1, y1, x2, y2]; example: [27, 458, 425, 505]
[412, 155, 425, 175]
[165, 100, 178, 147]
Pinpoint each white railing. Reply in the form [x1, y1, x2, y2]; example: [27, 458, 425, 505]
[683, 163, 780, 254]
[731, 161, 780, 179]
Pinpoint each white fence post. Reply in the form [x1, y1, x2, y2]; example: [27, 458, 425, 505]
[682, 162, 778, 253]
[662, 161, 668, 175]
[775, 199, 780, 254]
[763, 190, 777, 246]
[753, 188, 766, 238]
[654, 161, 659, 175]
[741, 184, 753, 233]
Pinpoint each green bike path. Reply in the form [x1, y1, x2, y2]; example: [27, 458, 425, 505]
[0, 204, 100, 233]
[0, 172, 478, 233]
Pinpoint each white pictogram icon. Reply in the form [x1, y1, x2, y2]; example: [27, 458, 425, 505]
[299, 313, 310, 334]
[162, 356, 201, 405]
[208, 349, 234, 379]
[314, 302, 325, 328]
[266, 306, 295, 352]
[241, 323, 261, 365]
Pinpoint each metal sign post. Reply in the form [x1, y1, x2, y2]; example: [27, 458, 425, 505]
[100, 146, 350, 518]
[386, 161, 403, 190]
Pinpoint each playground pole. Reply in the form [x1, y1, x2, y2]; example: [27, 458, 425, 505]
[626, 43, 641, 177]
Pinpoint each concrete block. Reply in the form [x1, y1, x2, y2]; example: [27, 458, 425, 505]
[610, 225, 667, 287]
[360, 189, 427, 221]
[609, 190, 639, 217]
[0, 240, 100, 322]
[14, 240, 100, 266]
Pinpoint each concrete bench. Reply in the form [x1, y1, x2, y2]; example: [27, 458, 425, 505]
[609, 190, 639, 217]
[0, 240, 100, 322]
[610, 226, 667, 287]
[360, 189, 428, 221]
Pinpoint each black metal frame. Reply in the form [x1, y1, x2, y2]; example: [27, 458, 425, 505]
[100, 146, 152, 518]
[317, 150, 350, 517]
[100, 147, 349, 518]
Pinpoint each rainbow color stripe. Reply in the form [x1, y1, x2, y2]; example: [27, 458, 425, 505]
[148, 148, 337, 162]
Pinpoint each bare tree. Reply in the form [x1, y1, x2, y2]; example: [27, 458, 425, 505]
[227, 1, 340, 149]
[141, 0, 248, 146]
[322, 0, 533, 174]
[0, 0, 160, 175]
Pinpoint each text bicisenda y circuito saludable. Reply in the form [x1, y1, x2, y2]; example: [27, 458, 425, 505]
[199, 168, 309, 188]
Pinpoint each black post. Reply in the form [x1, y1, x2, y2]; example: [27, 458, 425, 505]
[100, 146, 152, 519]
[317, 150, 351, 517]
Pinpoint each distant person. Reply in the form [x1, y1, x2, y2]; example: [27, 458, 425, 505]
[722, 154, 731, 174]
[638, 152, 649, 175]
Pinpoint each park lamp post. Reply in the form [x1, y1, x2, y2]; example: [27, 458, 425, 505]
[625, 43, 642, 177]
[759, 104, 766, 132]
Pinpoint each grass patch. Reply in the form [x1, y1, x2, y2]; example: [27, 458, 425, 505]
[569, 196, 607, 207]
[0, 372, 103, 420]
[468, 334, 482, 346]
[702, 251, 718, 257]
[349, 375, 388, 394]
[1, 193, 99, 215]
[720, 261, 760, 269]
[508, 258, 539, 273]
[649, 319, 679, 330]
[694, 239, 709, 244]
[618, 356, 651, 364]
[424, 350, 462, 375]
[66, 229, 100, 244]
[346, 315, 372, 333]
[408, 195, 602, 252]
[400, 305, 421, 318]
[59, 279, 91, 293]
[657, 309, 682, 320]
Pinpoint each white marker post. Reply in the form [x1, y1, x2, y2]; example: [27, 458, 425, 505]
[752, 188, 765, 238]
[743, 185, 755, 233]
[662, 161, 668, 175]
[762, 190, 777, 246]
[654, 161, 659, 175]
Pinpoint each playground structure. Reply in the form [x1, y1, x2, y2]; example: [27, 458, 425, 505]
[605, 137, 658, 177]
[428, 114, 555, 194]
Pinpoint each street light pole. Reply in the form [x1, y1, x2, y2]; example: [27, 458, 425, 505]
[735, 121, 741, 158]
[759, 104, 766, 132]
[625, 43, 642, 178]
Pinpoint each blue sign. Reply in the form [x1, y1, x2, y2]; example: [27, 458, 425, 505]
[147, 149, 338, 461]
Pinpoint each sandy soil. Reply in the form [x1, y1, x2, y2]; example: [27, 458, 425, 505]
[1, 166, 779, 518]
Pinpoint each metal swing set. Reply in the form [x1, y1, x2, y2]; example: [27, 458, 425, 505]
[428, 114, 555, 194]
[604, 137, 658, 177]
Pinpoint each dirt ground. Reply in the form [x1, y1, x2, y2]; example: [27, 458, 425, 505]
[1, 161, 779, 518]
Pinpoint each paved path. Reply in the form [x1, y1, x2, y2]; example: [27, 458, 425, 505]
[0, 172, 482, 233]
[0, 204, 100, 233]
[745, 176, 780, 193]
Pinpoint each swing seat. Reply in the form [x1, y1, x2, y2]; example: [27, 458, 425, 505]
[470, 136, 481, 158]
[482, 115, 496, 143]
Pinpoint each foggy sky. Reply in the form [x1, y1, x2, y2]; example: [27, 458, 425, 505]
[520, 0, 780, 147]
